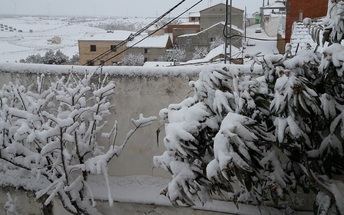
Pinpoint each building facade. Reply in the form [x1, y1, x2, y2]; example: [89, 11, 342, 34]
[199, 3, 244, 30]
[78, 40, 128, 66]
[165, 23, 200, 42]
[176, 22, 243, 60]
[78, 32, 172, 66]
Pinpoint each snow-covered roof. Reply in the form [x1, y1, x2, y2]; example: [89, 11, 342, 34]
[185, 44, 240, 64]
[128, 34, 170, 48]
[178, 22, 243, 38]
[189, 12, 200, 17]
[79, 30, 134, 41]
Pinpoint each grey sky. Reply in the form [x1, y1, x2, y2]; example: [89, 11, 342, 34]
[0, 0, 265, 17]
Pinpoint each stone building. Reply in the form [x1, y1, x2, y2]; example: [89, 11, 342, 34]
[176, 22, 243, 60]
[78, 31, 133, 66]
[199, 3, 244, 31]
[127, 34, 173, 62]
[165, 23, 200, 43]
[78, 31, 172, 65]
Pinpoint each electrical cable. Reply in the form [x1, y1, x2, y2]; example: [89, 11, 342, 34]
[83, 0, 187, 65]
[102, 0, 205, 65]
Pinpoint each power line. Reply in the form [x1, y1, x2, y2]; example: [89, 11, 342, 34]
[83, 0, 187, 65]
[102, 0, 205, 65]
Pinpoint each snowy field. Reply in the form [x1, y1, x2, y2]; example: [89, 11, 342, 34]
[0, 15, 154, 63]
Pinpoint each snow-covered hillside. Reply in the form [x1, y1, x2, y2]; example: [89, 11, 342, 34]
[0, 16, 154, 63]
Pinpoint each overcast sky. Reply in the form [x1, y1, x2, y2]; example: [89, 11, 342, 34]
[0, 0, 265, 17]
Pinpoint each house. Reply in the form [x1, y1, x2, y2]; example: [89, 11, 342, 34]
[164, 23, 200, 43]
[189, 12, 201, 23]
[78, 31, 172, 66]
[176, 22, 243, 60]
[127, 34, 173, 62]
[285, 0, 328, 42]
[78, 31, 133, 66]
[199, 3, 244, 31]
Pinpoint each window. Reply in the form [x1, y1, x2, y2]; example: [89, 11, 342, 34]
[110, 45, 117, 52]
[191, 17, 195, 21]
[210, 37, 215, 42]
[144, 48, 148, 53]
[86, 60, 94, 66]
[144, 57, 148, 62]
[90, 45, 96, 52]
[100, 60, 105, 65]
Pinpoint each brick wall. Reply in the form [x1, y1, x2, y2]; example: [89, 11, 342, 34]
[285, 0, 328, 42]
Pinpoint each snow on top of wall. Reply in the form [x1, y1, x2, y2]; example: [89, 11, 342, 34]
[128, 34, 170, 48]
[0, 62, 207, 77]
[143, 61, 174, 67]
[290, 22, 318, 55]
[79, 30, 134, 41]
[0, 62, 263, 77]
[89, 175, 283, 215]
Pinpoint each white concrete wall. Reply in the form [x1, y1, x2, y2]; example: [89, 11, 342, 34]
[0, 187, 46, 215]
[0, 63, 202, 178]
[264, 15, 286, 37]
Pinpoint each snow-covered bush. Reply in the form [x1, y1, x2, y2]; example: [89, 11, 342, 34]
[122, 53, 145, 66]
[210, 36, 224, 50]
[165, 46, 186, 62]
[20, 50, 79, 65]
[0, 74, 156, 215]
[47, 36, 62, 45]
[192, 47, 208, 60]
[154, 44, 344, 213]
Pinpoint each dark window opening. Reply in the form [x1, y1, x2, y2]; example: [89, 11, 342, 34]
[144, 48, 148, 53]
[111, 45, 117, 52]
[90, 45, 96, 52]
[210, 37, 215, 42]
[144, 57, 148, 62]
[100, 60, 105, 65]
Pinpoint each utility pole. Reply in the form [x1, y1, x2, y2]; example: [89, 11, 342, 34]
[224, 0, 228, 64]
[229, 0, 232, 64]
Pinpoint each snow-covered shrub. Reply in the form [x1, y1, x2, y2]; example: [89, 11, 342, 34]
[20, 50, 79, 65]
[69, 54, 80, 65]
[165, 46, 186, 62]
[122, 53, 145, 66]
[192, 47, 208, 60]
[19, 54, 43, 64]
[324, 0, 344, 43]
[0, 74, 156, 215]
[47, 36, 62, 45]
[155, 45, 344, 213]
[210, 36, 224, 50]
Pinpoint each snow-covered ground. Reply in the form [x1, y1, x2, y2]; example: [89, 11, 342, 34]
[0, 16, 154, 63]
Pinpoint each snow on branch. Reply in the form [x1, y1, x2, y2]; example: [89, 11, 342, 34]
[0, 73, 156, 215]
